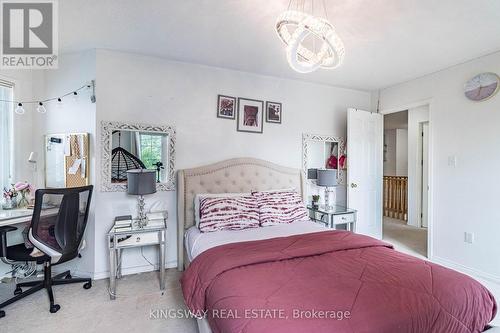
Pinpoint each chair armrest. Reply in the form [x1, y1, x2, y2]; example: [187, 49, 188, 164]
[0, 226, 18, 258]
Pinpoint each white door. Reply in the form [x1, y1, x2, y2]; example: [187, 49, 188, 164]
[347, 108, 384, 239]
[421, 122, 429, 228]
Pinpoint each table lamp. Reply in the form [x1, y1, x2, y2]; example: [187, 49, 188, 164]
[317, 169, 338, 210]
[127, 169, 156, 228]
[307, 168, 318, 181]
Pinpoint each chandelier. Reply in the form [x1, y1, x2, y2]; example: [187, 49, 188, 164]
[276, 0, 345, 73]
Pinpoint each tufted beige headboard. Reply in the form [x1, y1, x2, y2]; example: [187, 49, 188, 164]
[177, 157, 304, 270]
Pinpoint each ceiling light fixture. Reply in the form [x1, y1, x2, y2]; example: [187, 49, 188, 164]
[276, 0, 345, 73]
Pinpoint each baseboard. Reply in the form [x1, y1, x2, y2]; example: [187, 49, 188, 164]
[431, 255, 500, 284]
[92, 260, 177, 280]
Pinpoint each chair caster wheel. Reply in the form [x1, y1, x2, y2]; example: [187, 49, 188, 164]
[65, 274, 72, 279]
[50, 304, 60, 313]
[0, 310, 5, 318]
[14, 287, 22, 295]
[83, 282, 92, 290]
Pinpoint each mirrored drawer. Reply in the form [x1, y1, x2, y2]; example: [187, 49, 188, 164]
[333, 213, 355, 225]
[116, 232, 160, 248]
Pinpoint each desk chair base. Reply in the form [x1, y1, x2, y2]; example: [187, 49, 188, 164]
[0, 262, 92, 318]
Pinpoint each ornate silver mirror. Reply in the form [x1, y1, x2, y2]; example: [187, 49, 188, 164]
[302, 133, 346, 205]
[100, 121, 176, 192]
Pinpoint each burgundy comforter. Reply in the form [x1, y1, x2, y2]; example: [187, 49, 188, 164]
[181, 231, 496, 333]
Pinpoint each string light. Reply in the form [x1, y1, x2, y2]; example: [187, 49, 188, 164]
[0, 81, 95, 115]
[36, 102, 47, 114]
[15, 103, 25, 115]
[56, 97, 64, 108]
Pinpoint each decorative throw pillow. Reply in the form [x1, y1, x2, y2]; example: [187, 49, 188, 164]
[198, 195, 259, 232]
[194, 192, 249, 227]
[253, 189, 308, 226]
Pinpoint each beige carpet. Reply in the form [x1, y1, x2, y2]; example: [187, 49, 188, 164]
[383, 217, 427, 259]
[0, 269, 198, 333]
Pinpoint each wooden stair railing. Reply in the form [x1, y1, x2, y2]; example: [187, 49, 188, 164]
[383, 176, 408, 221]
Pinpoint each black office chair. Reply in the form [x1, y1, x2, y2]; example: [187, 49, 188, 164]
[0, 186, 93, 318]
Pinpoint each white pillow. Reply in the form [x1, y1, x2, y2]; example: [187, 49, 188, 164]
[194, 192, 249, 227]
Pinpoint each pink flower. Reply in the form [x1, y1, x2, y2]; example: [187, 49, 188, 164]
[14, 182, 33, 195]
[14, 182, 29, 191]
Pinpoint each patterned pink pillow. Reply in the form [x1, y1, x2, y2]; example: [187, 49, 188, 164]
[253, 190, 308, 226]
[198, 196, 259, 232]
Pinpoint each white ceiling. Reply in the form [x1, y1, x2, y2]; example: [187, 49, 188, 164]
[59, 0, 500, 91]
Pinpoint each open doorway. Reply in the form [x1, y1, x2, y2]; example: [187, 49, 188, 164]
[382, 107, 429, 258]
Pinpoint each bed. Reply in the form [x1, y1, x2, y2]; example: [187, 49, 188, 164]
[177, 158, 497, 333]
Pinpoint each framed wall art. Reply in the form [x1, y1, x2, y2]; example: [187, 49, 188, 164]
[217, 95, 237, 119]
[237, 98, 264, 134]
[266, 101, 282, 124]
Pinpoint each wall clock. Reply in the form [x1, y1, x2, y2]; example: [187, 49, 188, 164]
[464, 72, 499, 101]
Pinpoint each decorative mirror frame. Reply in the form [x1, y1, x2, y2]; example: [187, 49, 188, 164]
[302, 133, 346, 185]
[100, 121, 176, 192]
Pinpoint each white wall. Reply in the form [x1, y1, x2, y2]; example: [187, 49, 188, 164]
[383, 129, 407, 177]
[33, 50, 97, 276]
[93, 49, 371, 278]
[395, 129, 408, 176]
[379, 50, 500, 281]
[383, 129, 396, 176]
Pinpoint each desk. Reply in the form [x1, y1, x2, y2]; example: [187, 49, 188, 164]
[307, 204, 357, 231]
[0, 208, 60, 227]
[0, 209, 33, 227]
[107, 219, 167, 300]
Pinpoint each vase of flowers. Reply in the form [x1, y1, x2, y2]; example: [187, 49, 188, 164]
[312, 195, 320, 209]
[13, 182, 34, 208]
[2, 187, 18, 210]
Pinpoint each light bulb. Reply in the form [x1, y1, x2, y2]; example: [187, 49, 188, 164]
[15, 103, 25, 115]
[36, 102, 47, 113]
[56, 97, 63, 108]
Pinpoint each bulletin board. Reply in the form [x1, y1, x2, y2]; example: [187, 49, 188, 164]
[64, 133, 90, 187]
[45, 133, 90, 188]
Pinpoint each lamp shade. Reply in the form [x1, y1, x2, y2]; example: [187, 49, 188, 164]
[307, 168, 318, 180]
[126, 169, 157, 195]
[317, 169, 337, 187]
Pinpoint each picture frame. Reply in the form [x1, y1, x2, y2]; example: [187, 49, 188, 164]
[266, 101, 282, 124]
[217, 95, 236, 119]
[237, 98, 264, 134]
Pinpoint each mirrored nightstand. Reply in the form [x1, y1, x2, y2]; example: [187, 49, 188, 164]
[107, 215, 167, 300]
[307, 204, 357, 231]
